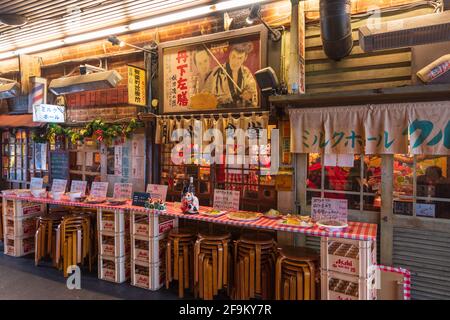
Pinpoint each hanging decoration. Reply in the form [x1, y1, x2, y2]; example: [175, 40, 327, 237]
[31, 118, 143, 146]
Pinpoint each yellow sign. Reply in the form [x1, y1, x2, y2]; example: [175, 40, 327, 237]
[128, 65, 146, 107]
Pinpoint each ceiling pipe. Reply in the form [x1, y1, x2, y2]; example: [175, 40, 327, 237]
[319, 0, 353, 61]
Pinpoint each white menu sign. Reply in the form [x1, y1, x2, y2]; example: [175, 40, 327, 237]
[311, 197, 348, 223]
[30, 177, 44, 190]
[51, 179, 67, 192]
[90, 182, 109, 198]
[113, 183, 133, 199]
[146, 184, 168, 202]
[32, 104, 65, 123]
[213, 189, 240, 211]
[70, 180, 88, 196]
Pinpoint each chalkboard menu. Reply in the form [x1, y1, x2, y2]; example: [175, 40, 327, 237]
[132, 192, 150, 207]
[49, 150, 70, 183]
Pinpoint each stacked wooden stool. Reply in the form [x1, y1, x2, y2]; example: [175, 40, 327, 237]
[35, 211, 66, 266]
[275, 246, 319, 300]
[194, 230, 232, 300]
[233, 233, 277, 300]
[165, 228, 196, 298]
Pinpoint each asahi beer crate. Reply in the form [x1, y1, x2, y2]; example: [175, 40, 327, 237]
[3, 199, 45, 218]
[321, 237, 377, 278]
[321, 269, 377, 300]
[3, 214, 39, 237]
[98, 254, 131, 283]
[98, 209, 129, 234]
[131, 259, 165, 291]
[4, 235, 35, 257]
[132, 235, 168, 264]
[131, 211, 177, 239]
[99, 231, 130, 258]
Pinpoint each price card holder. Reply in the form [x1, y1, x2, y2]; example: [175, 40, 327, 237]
[70, 180, 87, 196]
[30, 177, 44, 190]
[90, 182, 109, 198]
[132, 192, 151, 207]
[213, 189, 240, 211]
[51, 179, 67, 192]
[146, 184, 168, 202]
[311, 197, 348, 223]
[113, 183, 133, 199]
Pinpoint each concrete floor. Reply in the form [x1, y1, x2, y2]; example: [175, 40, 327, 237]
[0, 242, 187, 300]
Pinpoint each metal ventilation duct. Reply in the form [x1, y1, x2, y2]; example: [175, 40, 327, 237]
[319, 0, 353, 61]
[359, 11, 450, 52]
[49, 70, 122, 95]
[0, 81, 20, 99]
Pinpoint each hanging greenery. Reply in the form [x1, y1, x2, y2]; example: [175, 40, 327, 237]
[31, 118, 143, 146]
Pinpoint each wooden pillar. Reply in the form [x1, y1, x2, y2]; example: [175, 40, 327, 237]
[380, 154, 394, 265]
[288, 0, 300, 94]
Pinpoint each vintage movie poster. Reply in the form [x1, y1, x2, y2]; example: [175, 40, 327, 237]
[162, 34, 261, 113]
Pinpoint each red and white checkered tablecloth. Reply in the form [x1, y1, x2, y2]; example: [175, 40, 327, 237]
[1, 195, 377, 242]
[377, 265, 411, 300]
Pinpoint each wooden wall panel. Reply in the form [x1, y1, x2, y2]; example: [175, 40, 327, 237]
[304, 7, 434, 94]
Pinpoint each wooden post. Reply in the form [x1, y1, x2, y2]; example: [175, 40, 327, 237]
[288, 0, 300, 94]
[380, 154, 393, 265]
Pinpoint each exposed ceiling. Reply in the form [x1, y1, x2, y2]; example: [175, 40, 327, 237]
[0, 0, 210, 52]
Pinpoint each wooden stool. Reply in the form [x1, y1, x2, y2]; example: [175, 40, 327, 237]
[166, 228, 196, 298]
[35, 212, 66, 266]
[233, 233, 277, 300]
[56, 213, 92, 277]
[275, 246, 319, 300]
[194, 230, 232, 300]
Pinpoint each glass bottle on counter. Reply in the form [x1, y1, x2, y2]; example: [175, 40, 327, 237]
[187, 176, 195, 195]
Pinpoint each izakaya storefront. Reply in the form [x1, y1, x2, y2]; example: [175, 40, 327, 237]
[289, 100, 450, 300]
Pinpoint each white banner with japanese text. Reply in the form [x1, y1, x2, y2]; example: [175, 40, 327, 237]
[289, 101, 450, 155]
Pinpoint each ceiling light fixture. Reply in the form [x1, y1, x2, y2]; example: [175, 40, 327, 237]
[0, 0, 268, 61]
[245, 4, 281, 41]
[0, 77, 20, 99]
[107, 35, 156, 53]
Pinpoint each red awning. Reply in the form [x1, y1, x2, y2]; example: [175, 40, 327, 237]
[0, 114, 43, 128]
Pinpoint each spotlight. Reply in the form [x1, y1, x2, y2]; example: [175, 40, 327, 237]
[246, 4, 281, 42]
[107, 35, 155, 53]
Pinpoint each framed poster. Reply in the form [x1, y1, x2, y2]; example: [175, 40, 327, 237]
[158, 25, 268, 114]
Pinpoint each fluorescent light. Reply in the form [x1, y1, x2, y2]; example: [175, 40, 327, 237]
[0, 0, 267, 61]
[14, 40, 65, 55]
[65, 26, 129, 44]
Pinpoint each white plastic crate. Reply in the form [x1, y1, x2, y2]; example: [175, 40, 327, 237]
[131, 259, 165, 291]
[321, 269, 377, 300]
[4, 235, 35, 257]
[3, 214, 38, 238]
[2, 199, 45, 218]
[99, 231, 130, 258]
[131, 211, 176, 239]
[321, 237, 377, 278]
[132, 236, 168, 264]
[98, 208, 129, 234]
[98, 254, 131, 283]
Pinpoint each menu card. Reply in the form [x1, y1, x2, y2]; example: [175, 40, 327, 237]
[132, 192, 150, 207]
[113, 183, 133, 199]
[70, 180, 87, 196]
[213, 189, 240, 211]
[90, 182, 109, 198]
[30, 177, 44, 190]
[146, 184, 168, 202]
[51, 179, 67, 192]
[311, 197, 348, 223]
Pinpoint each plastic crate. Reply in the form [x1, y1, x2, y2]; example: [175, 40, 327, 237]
[321, 237, 377, 278]
[4, 235, 35, 257]
[3, 214, 38, 237]
[131, 259, 165, 291]
[131, 211, 176, 239]
[98, 254, 131, 283]
[321, 269, 377, 300]
[98, 208, 129, 234]
[132, 236, 168, 264]
[99, 231, 130, 258]
[2, 199, 45, 218]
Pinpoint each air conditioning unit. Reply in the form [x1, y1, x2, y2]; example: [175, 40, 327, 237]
[359, 11, 450, 52]
[0, 80, 20, 99]
[49, 70, 122, 95]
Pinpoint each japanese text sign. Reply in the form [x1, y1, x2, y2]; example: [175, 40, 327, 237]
[30, 177, 44, 190]
[311, 197, 348, 223]
[113, 183, 133, 199]
[90, 182, 109, 198]
[51, 179, 67, 192]
[128, 65, 146, 107]
[70, 180, 87, 196]
[146, 184, 168, 202]
[213, 189, 240, 211]
[33, 104, 65, 123]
